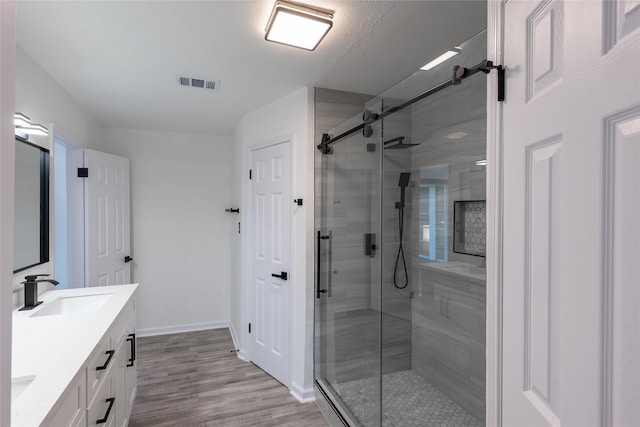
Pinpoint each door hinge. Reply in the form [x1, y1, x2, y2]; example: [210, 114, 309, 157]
[249, 169, 252, 180]
[248, 323, 251, 333]
[77, 167, 89, 178]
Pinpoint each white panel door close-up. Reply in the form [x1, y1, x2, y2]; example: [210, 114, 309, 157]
[502, 0, 640, 425]
[249, 141, 291, 386]
[85, 149, 131, 287]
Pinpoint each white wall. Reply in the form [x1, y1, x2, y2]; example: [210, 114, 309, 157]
[13, 47, 107, 303]
[101, 128, 233, 335]
[0, 2, 16, 424]
[15, 47, 106, 151]
[14, 46, 234, 332]
[233, 86, 316, 401]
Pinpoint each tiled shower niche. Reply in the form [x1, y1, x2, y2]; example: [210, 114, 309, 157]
[453, 200, 486, 257]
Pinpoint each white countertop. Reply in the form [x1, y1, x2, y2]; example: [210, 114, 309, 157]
[11, 284, 138, 427]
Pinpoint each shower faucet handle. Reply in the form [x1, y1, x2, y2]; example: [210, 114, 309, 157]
[364, 233, 376, 257]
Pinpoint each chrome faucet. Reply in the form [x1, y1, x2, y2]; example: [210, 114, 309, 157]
[19, 274, 59, 311]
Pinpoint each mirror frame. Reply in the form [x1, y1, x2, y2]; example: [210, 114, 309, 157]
[14, 135, 50, 273]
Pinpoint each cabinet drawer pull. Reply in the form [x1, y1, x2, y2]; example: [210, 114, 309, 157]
[96, 397, 115, 424]
[96, 350, 115, 371]
[127, 333, 136, 367]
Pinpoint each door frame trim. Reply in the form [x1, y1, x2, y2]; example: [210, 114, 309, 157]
[51, 124, 85, 289]
[246, 138, 293, 387]
[487, 1, 505, 425]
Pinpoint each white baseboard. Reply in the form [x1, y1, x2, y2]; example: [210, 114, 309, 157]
[290, 381, 316, 403]
[228, 323, 249, 361]
[237, 350, 249, 361]
[137, 320, 229, 337]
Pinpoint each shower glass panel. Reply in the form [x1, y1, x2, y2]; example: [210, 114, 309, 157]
[315, 30, 487, 427]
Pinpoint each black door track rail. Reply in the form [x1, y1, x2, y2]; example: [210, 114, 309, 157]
[318, 60, 505, 153]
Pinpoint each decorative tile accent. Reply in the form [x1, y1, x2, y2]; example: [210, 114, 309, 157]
[453, 201, 486, 257]
[333, 370, 483, 427]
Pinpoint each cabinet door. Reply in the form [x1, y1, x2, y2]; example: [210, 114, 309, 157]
[88, 371, 116, 427]
[87, 333, 115, 402]
[124, 317, 137, 419]
[115, 339, 127, 427]
[115, 312, 136, 427]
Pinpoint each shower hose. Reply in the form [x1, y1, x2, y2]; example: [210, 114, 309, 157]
[394, 203, 409, 289]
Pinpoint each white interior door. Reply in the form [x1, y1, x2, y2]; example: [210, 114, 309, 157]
[250, 141, 291, 386]
[85, 149, 131, 287]
[502, 0, 640, 425]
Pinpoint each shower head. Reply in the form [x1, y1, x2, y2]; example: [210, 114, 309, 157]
[384, 136, 419, 150]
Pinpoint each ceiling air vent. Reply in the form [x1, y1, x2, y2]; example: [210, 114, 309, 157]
[177, 75, 219, 91]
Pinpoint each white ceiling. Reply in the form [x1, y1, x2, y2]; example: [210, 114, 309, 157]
[17, 1, 486, 135]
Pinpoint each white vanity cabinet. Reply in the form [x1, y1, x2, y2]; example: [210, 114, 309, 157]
[120, 314, 137, 424]
[87, 297, 137, 427]
[113, 300, 137, 427]
[12, 284, 139, 427]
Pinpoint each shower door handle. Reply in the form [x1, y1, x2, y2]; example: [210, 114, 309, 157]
[316, 231, 330, 298]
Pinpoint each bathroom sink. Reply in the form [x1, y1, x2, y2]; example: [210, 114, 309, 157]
[11, 376, 35, 403]
[30, 293, 113, 317]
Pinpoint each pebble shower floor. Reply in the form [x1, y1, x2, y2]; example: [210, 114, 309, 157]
[333, 370, 483, 427]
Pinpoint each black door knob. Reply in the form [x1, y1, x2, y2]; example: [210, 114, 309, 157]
[271, 272, 288, 280]
[124, 256, 133, 263]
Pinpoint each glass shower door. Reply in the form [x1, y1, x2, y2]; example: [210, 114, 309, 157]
[315, 107, 383, 427]
[315, 30, 488, 427]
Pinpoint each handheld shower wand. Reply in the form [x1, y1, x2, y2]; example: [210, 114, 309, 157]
[394, 173, 410, 289]
[398, 172, 410, 208]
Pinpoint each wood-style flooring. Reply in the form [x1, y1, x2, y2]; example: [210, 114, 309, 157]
[129, 329, 329, 427]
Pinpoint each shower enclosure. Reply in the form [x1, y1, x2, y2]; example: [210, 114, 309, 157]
[314, 31, 487, 426]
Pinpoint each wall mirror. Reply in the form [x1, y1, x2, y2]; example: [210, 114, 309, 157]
[14, 136, 50, 273]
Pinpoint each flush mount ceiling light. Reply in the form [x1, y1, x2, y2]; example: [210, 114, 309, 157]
[265, 0, 333, 51]
[420, 48, 461, 71]
[14, 112, 48, 136]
